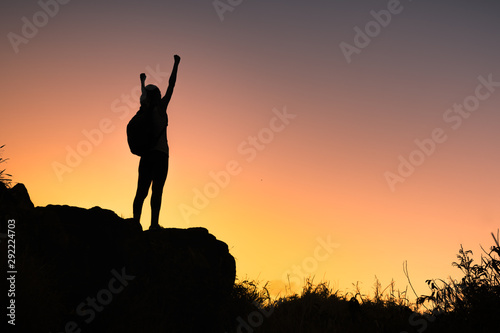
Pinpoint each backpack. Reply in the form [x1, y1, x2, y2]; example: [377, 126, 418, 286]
[126, 107, 163, 156]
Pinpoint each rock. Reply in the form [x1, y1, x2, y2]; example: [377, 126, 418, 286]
[0, 182, 34, 220]
[2, 185, 236, 332]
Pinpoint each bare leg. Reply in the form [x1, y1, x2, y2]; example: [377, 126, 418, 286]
[150, 153, 168, 228]
[133, 156, 153, 223]
[150, 190, 163, 227]
[133, 185, 149, 222]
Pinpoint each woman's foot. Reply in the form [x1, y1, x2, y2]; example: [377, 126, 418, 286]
[149, 224, 163, 231]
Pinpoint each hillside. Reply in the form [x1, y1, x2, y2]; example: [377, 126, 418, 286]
[1, 183, 498, 332]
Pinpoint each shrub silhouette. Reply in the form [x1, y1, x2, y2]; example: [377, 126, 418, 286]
[417, 230, 500, 331]
[0, 144, 12, 187]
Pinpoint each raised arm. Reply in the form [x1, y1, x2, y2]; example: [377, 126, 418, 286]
[140, 73, 146, 94]
[139, 73, 147, 106]
[161, 55, 180, 106]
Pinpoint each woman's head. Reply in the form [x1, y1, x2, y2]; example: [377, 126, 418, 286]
[140, 84, 161, 107]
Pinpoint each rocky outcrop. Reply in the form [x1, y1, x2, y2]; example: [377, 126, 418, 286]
[0, 184, 236, 332]
[0, 182, 34, 216]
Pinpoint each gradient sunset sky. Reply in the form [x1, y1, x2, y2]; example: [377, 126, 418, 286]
[2, 0, 500, 299]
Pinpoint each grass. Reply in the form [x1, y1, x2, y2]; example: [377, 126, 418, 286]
[225, 230, 500, 333]
[226, 277, 415, 332]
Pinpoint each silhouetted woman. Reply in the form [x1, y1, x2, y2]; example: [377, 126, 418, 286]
[133, 55, 180, 230]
